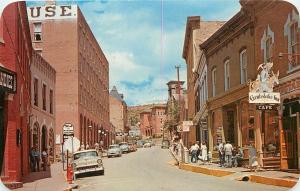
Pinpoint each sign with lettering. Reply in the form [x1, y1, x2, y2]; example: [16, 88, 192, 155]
[0, 66, 16, 93]
[182, 121, 193, 132]
[256, 104, 276, 110]
[248, 62, 280, 104]
[63, 123, 74, 141]
[27, 5, 77, 21]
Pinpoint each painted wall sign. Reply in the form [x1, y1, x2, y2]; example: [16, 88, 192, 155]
[0, 66, 16, 93]
[256, 104, 276, 110]
[248, 62, 280, 104]
[27, 5, 77, 21]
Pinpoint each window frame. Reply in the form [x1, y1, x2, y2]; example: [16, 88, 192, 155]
[33, 78, 39, 107]
[240, 49, 247, 84]
[33, 22, 42, 42]
[224, 60, 230, 91]
[212, 68, 217, 97]
[42, 83, 47, 111]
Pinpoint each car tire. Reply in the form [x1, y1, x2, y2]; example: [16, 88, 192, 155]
[108, 156, 111, 158]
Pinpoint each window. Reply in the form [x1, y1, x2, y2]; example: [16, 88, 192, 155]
[224, 60, 230, 91]
[33, 22, 42, 41]
[291, 22, 298, 65]
[33, 78, 38, 106]
[50, 89, 53, 114]
[42, 84, 46, 111]
[212, 68, 217, 96]
[266, 37, 273, 62]
[240, 49, 247, 84]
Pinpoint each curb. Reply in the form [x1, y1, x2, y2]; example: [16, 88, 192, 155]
[178, 163, 236, 177]
[249, 175, 297, 188]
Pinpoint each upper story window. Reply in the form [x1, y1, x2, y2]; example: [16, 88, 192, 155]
[266, 37, 273, 62]
[42, 84, 46, 111]
[50, 89, 53, 114]
[33, 78, 38, 106]
[212, 68, 217, 97]
[240, 49, 247, 84]
[33, 22, 42, 41]
[261, 25, 274, 63]
[284, 10, 300, 70]
[224, 60, 230, 91]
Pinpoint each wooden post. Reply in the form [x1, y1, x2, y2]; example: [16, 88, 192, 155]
[297, 112, 300, 170]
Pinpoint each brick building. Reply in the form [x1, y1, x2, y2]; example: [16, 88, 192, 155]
[0, 2, 32, 185]
[109, 86, 127, 143]
[139, 110, 152, 138]
[27, 3, 110, 149]
[150, 105, 166, 138]
[30, 50, 56, 163]
[198, 0, 300, 169]
[182, 16, 225, 148]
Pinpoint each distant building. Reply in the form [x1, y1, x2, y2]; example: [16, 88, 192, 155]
[109, 86, 128, 143]
[0, 2, 32, 186]
[27, 3, 110, 149]
[30, 50, 56, 163]
[139, 110, 152, 138]
[150, 105, 166, 138]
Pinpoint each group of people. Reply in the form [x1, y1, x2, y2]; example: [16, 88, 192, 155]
[189, 141, 211, 164]
[30, 146, 48, 172]
[217, 141, 243, 168]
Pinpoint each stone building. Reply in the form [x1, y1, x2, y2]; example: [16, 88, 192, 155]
[27, 3, 110, 149]
[198, 0, 300, 169]
[182, 16, 225, 148]
[109, 86, 127, 143]
[0, 2, 32, 186]
[30, 50, 56, 163]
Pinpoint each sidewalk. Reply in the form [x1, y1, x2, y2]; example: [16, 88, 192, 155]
[14, 162, 71, 191]
[169, 148, 300, 188]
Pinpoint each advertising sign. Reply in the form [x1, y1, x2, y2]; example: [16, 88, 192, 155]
[182, 121, 193, 132]
[248, 62, 280, 104]
[27, 5, 77, 21]
[0, 66, 16, 93]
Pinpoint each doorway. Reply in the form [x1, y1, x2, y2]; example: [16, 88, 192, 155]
[0, 91, 5, 175]
[282, 98, 300, 169]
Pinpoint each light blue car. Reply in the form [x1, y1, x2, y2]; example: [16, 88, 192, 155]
[119, 142, 130, 153]
[107, 144, 122, 158]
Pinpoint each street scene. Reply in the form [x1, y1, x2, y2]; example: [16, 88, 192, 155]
[0, 0, 300, 191]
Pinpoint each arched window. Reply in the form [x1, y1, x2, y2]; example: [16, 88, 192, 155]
[211, 68, 217, 96]
[224, 60, 230, 91]
[240, 49, 247, 84]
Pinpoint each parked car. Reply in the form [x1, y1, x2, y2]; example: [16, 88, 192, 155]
[119, 142, 130, 153]
[136, 140, 145, 148]
[72, 149, 104, 178]
[128, 143, 137, 152]
[107, 144, 122, 158]
[161, 140, 170, 149]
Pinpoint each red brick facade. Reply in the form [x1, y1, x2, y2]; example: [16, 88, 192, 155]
[27, 4, 110, 149]
[0, 2, 32, 183]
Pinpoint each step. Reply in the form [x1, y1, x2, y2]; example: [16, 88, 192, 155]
[262, 165, 280, 170]
[262, 157, 280, 161]
[3, 182, 23, 190]
[263, 160, 280, 165]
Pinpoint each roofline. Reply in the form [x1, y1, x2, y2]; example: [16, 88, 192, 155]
[182, 16, 200, 60]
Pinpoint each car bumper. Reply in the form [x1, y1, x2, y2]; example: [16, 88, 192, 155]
[107, 153, 121, 156]
[74, 166, 104, 175]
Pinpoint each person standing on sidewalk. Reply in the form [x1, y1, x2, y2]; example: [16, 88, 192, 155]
[218, 142, 224, 167]
[200, 142, 208, 164]
[33, 146, 40, 171]
[189, 143, 198, 163]
[195, 141, 200, 163]
[42, 149, 48, 171]
[224, 141, 233, 168]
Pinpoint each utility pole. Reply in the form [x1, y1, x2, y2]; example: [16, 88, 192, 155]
[175, 65, 181, 95]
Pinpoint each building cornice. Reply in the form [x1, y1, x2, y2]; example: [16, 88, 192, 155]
[182, 16, 200, 60]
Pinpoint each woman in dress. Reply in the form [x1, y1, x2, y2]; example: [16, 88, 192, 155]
[201, 142, 208, 164]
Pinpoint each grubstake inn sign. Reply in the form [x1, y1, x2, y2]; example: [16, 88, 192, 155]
[248, 62, 280, 104]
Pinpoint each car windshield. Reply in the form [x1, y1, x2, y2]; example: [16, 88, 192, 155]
[119, 143, 128, 146]
[109, 145, 119, 149]
[74, 151, 98, 160]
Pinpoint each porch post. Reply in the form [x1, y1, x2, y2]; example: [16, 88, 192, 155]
[297, 112, 300, 170]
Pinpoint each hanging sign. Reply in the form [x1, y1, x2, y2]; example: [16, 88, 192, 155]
[248, 62, 280, 104]
[0, 66, 16, 93]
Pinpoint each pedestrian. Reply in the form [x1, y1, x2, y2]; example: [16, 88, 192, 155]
[189, 143, 198, 163]
[224, 141, 233, 168]
[200, 142, 208, 164]
[80, 144, 85, 151]
[42, 148, 48, 171]
[248, 143, 258, 172]
[33, 146, 40, 171]
[195, 141, 200, 162]
[30, 147, 36, 172]
[218, 142, 224, 167]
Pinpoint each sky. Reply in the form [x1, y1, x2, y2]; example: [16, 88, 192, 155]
[26, 0, 241, 106]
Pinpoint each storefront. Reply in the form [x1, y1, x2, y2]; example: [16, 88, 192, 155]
[0, 66, 17, 175]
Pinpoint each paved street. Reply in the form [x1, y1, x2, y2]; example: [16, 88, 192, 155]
[74, 147, 288, 191]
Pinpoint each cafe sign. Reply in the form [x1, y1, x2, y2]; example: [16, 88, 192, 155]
[248, 62, 280, 104]
[0, 66, 16, 93]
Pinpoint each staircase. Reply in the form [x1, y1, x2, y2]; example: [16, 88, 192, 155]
[262, 157, 280, 170]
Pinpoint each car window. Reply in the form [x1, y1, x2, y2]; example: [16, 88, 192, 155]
[109, 145, 119, 149]
[74, 151, 98, 160]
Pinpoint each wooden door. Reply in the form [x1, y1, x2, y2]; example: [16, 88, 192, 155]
[282, 116, 298, 169]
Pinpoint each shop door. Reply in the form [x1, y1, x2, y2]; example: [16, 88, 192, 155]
[282, 116, 298, 169]
[0, 92, 5, 175]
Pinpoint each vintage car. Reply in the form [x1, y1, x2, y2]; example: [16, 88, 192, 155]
[128, 143, 137, 152]
[119, 142, 130, 153]
[73, 149, 104, 178]
[161, 140, 170, 149]
[107, 144, 122, 158]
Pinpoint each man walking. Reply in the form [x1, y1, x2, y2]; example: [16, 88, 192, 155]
[33, 146, 40, 171]
[189, 143, 198, 163]
[218, 142, 224, 167]
[195, 141, 200, 163]
[224, 141, 233, 168]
